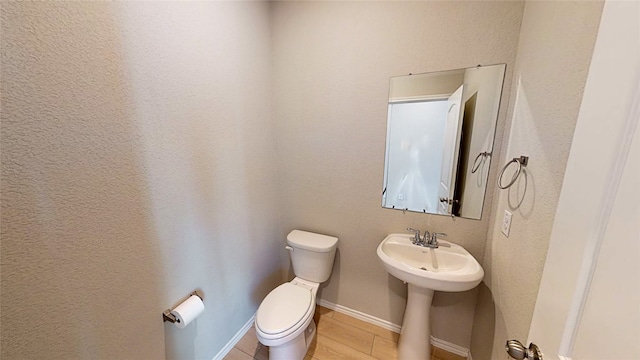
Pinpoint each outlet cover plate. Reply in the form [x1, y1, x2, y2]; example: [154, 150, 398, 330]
[502, 210, 512, 237]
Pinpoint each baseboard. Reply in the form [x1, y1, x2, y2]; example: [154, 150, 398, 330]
[317, 299, 470, 359]
[430, 336, 470, 358]
[316, 299, 402, 333]
[214, 300, 471, 359]
[211, 313, 256, 360]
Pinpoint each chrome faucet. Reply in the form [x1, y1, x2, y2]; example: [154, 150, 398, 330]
[407, 227, 430, 247]
[407, 227, 446, 248]
[426, 232, 447, 248]
[406, 227, 423, 245]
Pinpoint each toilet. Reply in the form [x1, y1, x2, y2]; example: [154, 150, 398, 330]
[255, 230, 338, 360]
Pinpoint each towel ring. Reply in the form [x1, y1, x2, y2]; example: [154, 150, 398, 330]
[498, 156, 529, 189]
[471, 152, 492, 173]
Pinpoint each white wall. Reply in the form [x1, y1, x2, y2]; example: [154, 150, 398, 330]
[572, 101, 639, 360]
[470, 1, 604, 358]
[2, 2, 609, 358]
[271, 1, 523, 348]
[0, 2, 282, 359]
[558, 4, 640, 356]
[527, 1, 640, 356]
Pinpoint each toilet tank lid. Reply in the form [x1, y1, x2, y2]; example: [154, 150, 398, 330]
[287, 230, 338, 253]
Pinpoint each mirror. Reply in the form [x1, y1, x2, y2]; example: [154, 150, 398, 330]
[381, 64, 506, 219]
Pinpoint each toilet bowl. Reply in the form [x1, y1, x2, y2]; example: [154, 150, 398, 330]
[255, 230, 338, 360]
[255, 278, 318, 359]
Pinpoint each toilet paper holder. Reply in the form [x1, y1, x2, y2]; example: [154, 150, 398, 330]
[163, 291, 203, 324]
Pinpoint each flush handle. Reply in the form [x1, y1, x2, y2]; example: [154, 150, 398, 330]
[285, 246, 294, 252]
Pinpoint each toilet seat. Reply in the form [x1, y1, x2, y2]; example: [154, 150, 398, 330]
[255, 282, 315, 345]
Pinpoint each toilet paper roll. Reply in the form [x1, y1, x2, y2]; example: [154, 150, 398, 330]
[170, 295, 205, 329]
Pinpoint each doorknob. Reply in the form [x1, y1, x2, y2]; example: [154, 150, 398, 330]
[505, 340, 543, 360]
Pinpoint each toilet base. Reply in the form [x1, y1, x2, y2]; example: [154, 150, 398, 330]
[268, 320, 316, 360]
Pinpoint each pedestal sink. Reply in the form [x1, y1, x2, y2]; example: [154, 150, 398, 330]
[377, 234, 484, 360]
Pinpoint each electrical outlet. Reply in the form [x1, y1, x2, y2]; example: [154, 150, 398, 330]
[502, 210, 512, 237]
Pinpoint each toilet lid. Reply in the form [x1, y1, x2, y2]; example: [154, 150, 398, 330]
[256, 283, 313, 336]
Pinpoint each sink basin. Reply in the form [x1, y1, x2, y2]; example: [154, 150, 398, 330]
[377, 233, 484, 292]
[377, 233, 484, 359]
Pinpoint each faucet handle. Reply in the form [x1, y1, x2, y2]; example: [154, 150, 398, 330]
[406, 227, 421, 242]
[431, 232, 447, 241]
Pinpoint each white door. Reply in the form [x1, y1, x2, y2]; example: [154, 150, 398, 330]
[438, 85, 464, 215]
[522, 2, 639, 359]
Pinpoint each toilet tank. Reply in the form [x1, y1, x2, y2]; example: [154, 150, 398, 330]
[287, 230, 338, 283]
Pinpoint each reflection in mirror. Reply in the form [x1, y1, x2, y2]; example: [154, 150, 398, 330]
[382, 64, 506, 220]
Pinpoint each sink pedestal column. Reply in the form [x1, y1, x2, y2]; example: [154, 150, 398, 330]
[398, 284, 435, 360]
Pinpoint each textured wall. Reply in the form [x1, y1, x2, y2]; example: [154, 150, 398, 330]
[271, 1, 523, 348]
[1, 2, 282, 359]
[469, 1, 604, 359]
[2, 1, 603, 358]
